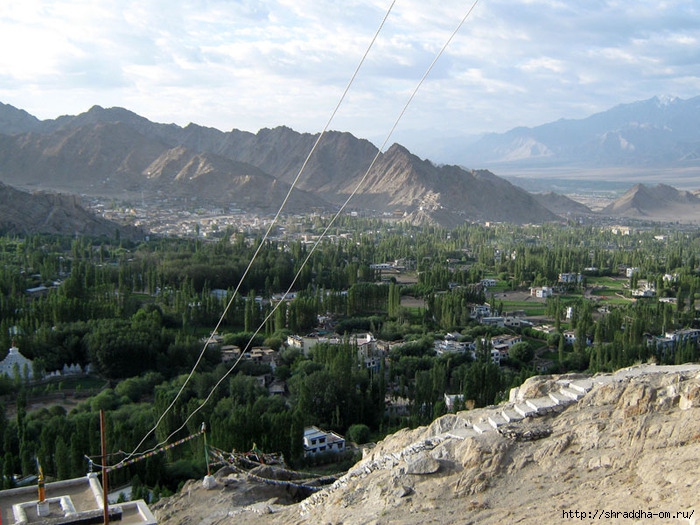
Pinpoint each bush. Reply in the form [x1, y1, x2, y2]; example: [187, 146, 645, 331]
[508, 342, 534, 363]
[90, 388, 120, 411]
[163, 459, 206, 491]
[346, 424, 371, 445]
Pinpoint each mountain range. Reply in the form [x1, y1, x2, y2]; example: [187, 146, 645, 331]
[2, 98, 700, 230]
[458, 95, 700, 171]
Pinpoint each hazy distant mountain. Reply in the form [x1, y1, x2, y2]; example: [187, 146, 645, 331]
[601, 183, 700, 222]
[459, 95, 700, 169]
[0, 103, 560, 226]
[0, 181, 141, 238]
[531, 192, 593, 218]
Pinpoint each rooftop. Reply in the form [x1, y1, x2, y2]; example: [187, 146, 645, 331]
[0, 474, 156, 525]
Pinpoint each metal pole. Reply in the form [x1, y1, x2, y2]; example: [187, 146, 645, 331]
[37, 462, 45, 502]
[201, 423, 210, 476]
[100, 409, 109, 525]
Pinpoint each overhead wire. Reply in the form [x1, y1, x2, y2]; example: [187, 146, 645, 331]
[104, 0, 482, 470]
[143, 0, 483, 451]
[105, 0, 398, 470]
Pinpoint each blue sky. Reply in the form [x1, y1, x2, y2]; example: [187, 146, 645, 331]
[1, 0, 699, 161]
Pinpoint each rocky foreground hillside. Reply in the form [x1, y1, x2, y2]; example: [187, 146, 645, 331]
[153, 364, 700, 525]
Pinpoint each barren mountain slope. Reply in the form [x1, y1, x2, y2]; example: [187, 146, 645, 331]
[0, 182, 142, 238]
[153, 364, 700, 525]
[224, 127, 379, 194]
[602, 183, 700, 222]
[532, 191, 593, 218]
[343, 144, 560, 226]
[6, 102, 700, 226]
[0, 121, 324, 212]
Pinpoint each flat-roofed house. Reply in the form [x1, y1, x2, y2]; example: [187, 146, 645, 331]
[303, 426, 346, 457]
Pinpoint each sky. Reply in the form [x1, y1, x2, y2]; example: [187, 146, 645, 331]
[1, 0, 699, 162]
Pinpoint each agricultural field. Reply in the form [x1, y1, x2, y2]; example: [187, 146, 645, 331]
[492, 290, 547, 317]
[585, 276, 632, 305]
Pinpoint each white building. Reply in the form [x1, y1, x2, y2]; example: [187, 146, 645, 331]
[471, 304, 492, 318]
[631, 282, 656, 297]
[303, 426, 346, 456]
[444, 393, 465, 411]
[490, 348, 503, 364]
[563, 331, 577, 345]
[287, 333, 376, 358]
[0, 343, 33, 380]
[558, 273, 582, 284]
[434, 339, 475, 357]
[530, 286, 553, 298]
[647, 329, 700, 354]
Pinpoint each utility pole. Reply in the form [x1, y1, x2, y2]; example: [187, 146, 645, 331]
[100, 409, 109, 525]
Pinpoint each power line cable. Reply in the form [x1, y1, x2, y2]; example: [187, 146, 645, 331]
[105, 0, 398, 470]
[104, 0, 481, 469]
[146, 0, 482, 449]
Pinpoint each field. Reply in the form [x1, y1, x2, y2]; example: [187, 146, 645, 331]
[3, 375, 109, 417]
[585, 276, 632, 305]
[495, 278, 635, 320]
[493, 290, 547, 317]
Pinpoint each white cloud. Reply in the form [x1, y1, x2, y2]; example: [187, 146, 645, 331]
[0, 0, 698, 160]
[518, 57, 566, 74]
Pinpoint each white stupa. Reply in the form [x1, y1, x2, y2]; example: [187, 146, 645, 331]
[0, 342, 33, 379]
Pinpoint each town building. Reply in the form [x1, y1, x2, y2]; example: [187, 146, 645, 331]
[631, 282, 656, 297]
[444, 393, 465, 412]
[647, 329, 700, 354]
[434, 338, 475, 357]
[489, 335, 523, 363]
[563, 331, 577, 345]
[470, 304, 493, 318]
[303, 426, 346, 457]
[287, 333, 378, 363]
[530, 286, 553, 298]
[558, 273, 582, 284]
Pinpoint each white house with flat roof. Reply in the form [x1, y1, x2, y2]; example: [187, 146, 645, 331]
[303, 426, 346, 457]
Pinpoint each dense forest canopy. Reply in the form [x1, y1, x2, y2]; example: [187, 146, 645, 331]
[0, 217, 698, 495]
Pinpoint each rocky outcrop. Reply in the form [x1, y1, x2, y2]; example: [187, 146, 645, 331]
[153, 364, 700, 525]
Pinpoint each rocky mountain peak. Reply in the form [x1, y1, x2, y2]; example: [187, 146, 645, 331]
[0, 102, 42, 135]
[602, 183, 700, 220]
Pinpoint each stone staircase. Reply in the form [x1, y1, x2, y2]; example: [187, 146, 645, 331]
[444, 377, 596, 439]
